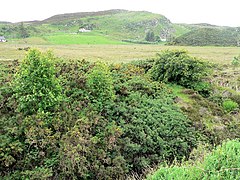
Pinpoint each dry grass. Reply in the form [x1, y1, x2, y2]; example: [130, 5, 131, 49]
[0, 43, 239, 64]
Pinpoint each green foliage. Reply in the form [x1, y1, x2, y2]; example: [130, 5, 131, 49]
[107, 65, 198, 173]
[203, 139, 240, 179]
[148, 166, 202, 180]
[86, 62, 115, 110]
[19, 22, 30, 39]
[13, 49, 62, 115]
[145, 31, 156, 42]
[147, 139, 240, 180]
[130, 59, 155, 73]
[232, 54, 240, 66]
[222, 100, 238, 112]
[150, 50, 210, 88]
[1, 49, 239, 179]
[191, 81, 212, 97]
[59, 115, 128, 179]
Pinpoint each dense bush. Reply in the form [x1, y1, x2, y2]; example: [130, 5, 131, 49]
[86, 62, 115, 111]
[147, 139, 240, 180]
[12, 49, 62, 115]
[107, 65, 198, 173]
[232, 54, 240, 66]
[222, 100, 239, 112]
[150, 50, 210, 89]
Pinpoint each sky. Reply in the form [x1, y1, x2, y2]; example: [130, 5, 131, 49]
[1, 0, 239, 27]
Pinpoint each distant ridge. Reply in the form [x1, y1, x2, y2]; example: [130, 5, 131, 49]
[42, 9, 128, 23]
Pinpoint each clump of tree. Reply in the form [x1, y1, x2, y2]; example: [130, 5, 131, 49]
[145, 31, 160, 42]
[19, 22, 30, 38]
[149, 50, 212, 96]
[13, 49, 62, 115]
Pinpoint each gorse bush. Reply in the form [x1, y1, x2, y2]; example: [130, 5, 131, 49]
[150, 50, 210, 88]
[86, 62, 115, 110]
[107, 65, 198, 173]
[222, 100, 238, 112]
[13, 49, 62, 115]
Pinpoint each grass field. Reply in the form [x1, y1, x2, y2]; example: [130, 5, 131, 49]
[43, 33, 127, 45]
[0, 42, 239, 64]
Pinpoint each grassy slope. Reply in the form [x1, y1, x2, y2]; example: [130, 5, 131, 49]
[43, 33, 126, 45]
[1, 10, 182, 43]
[172, 27, 240, 46]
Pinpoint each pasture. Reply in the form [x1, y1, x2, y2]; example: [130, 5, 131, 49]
[0, 39, 240, 64]
[0, 42, 239, 64]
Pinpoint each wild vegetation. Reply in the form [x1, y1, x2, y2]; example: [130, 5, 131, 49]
[171, 27, 240, 46]
[1, 47, 239, 179]
[147, 139, 240, 180]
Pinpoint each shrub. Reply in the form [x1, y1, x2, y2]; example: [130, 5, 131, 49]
[86, 62, 115, 110]
[231, 55, 240, 66]
[107, 67, 198, 174]
[150, 50, 210, 88]
[147, 139, 240, 180]
[222, 100, 238, 112]
[203, 139, 240, 179]
[191, 81, 212, 97]
[59, 115, 128, 179]
[12, 49, 62, 115]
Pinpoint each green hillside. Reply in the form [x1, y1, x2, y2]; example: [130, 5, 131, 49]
[0, 10, 182, 44]
[171, 27, 240, 46]
[1, 9, 239, 46]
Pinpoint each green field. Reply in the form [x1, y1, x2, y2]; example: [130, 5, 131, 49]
[43, 33, 126, 45]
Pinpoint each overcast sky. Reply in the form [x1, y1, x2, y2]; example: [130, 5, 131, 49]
[1, 0, 239, 27]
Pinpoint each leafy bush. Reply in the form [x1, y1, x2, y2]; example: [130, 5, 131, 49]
[107, 66, 198, 173]
[232, 54, 240, 66]
[203, 139, 240, 179]
[191, 81, 212, 97]
[222, 100, 238, 112]
[86, 62, 115, 110]
[12, 49, 62, 115]
[150, 50, 210, 88]
[147, 139, 240, 180]
[59, 115, 128, 179]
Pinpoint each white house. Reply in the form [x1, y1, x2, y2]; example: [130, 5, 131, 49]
[79, 28, 91, 33]
[0, 36, 7, 42]
[160, 38, 167, 42]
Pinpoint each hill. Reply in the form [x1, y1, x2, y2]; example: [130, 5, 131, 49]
[0, 10, 182, 43]
[0, 9, 239, 46]
[171, 26, 240, 46]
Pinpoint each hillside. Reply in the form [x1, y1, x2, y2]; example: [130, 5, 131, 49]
[0, 10, 182, 43]
[0, 9, 239, 46]
[171, 26, 240, 46]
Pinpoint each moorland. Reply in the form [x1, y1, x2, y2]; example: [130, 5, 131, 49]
[0, 9, 240, 180]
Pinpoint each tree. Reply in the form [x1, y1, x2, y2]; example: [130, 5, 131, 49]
[19, 22, 29, 38]
[145, 31, 155, 42]
[13, 49, 62, 115]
